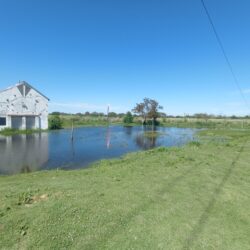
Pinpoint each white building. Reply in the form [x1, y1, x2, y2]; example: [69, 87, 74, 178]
[0, 81, 49, 130]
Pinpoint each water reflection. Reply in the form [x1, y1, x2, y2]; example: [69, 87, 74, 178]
[124, 126, 133, 136]
[70, 139, 75, 157]
[0, 133, 48, 175]
[135, 126, 157, 150]
[106, 126, 111, 149]
[0, 126, 197, 175]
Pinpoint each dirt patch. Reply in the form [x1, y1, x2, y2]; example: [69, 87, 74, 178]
[32, 194, 49, 203]
[20, 193, 49, 207]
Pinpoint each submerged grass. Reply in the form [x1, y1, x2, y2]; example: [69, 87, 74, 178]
[143, 131, 167, 138]
[0, 129, 250, 249]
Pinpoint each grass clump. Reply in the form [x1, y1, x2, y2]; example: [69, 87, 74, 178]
[17, 191, 34, 206]
[188, 141, 201, 147]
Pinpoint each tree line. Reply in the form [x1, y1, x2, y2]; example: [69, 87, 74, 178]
[50, 97, 250, 130]
[50, 111, 127, 118]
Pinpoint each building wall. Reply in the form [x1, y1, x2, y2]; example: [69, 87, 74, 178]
[0, 83, 49, 130]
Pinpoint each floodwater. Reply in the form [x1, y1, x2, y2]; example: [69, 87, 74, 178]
[0, 126, 197, 175]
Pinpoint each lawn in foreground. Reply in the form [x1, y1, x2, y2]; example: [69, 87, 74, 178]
[0, 129, 250, 249]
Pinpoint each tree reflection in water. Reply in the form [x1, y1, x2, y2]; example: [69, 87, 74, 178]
[135, 126, 158, 150]
[123, 126, 133, 136]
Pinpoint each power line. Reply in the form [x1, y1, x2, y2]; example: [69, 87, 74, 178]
[200, 0, 250, 110]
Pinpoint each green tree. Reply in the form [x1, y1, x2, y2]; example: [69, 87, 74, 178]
[132, 102, 147, 125]
[144, 98, 163, 124]
[109, 112, 118, 118]
[49, 115, 63, 130]
[132, 98, 163, 125]
[123, 112, 134, 124]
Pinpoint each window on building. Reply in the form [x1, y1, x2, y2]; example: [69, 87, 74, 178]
[0, 117, 6, 126]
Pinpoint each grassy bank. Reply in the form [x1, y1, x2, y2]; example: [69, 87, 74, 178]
[0, 128, 46, 136]
[60, 115, 250, 129]
[161, 117, 250, 129]
[0, 129, 250, 249]
[58, 114, 122, 128]
[1, 116, 249, 135]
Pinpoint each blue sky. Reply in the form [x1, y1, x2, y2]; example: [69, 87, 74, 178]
[0, 0, 249, 115]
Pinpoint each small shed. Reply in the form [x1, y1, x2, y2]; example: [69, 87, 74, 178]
[0, 81, 49, 130]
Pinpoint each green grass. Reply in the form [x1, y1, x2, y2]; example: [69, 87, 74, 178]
[0, 129, 250, 249]
[161, 117, 250, 129]
[0, 128, 46, 136]
[2, 116, 249, 135]
[61, 115, 250, 129]
[58, 115, 120, 128]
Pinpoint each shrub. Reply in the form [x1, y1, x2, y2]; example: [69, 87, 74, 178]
[49, 115, 63, 130]
[146, 119, 160, 126]
[123, 112, 134, 124]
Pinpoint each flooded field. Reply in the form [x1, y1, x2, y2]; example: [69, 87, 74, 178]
[0, 126, 197, 175]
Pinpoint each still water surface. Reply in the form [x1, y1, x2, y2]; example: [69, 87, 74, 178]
[0, 126, 197, 175]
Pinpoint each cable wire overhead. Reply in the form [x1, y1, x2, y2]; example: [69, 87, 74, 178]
[200, 0, 250, 110]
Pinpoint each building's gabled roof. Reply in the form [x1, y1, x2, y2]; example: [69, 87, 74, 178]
[0, 81, 50, 101]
